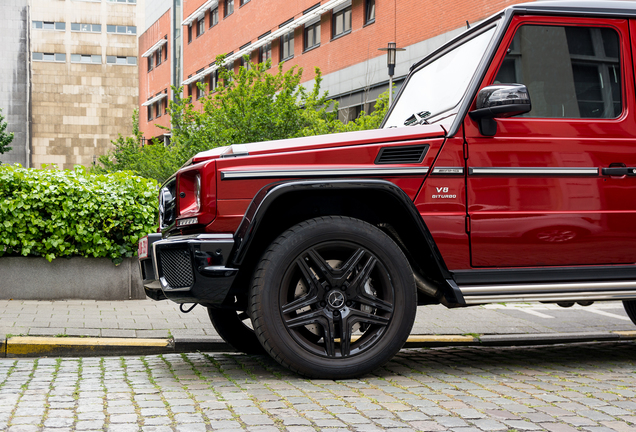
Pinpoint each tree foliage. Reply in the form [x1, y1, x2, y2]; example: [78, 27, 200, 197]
[0, 108, 14, 157]
[0, 164, 157, 263]
[96, 58, 389, 183]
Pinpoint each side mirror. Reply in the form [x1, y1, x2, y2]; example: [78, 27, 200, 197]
[469, 84, 531, 136]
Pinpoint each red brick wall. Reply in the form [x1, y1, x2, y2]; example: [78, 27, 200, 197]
[139, 10, 171, 141]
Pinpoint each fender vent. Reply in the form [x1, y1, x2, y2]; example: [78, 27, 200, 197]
[375, 145, 429, 164]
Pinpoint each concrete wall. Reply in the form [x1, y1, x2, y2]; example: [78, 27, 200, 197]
[0, 257, 145, 300]
[0, 0, 29, 167]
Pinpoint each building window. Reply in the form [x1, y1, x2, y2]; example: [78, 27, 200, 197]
[240, 0, 250, 5]
[196, 81, 205, 100]
[71, 54, 102, 64]
[147, 56, 153, 71]
[259, 42, 271, 65]
[33, 21, 66, 31]
[164, 98, 168, 114]
[225, 0, 234, 17]
[280, 31, 294, 61]
[332, 6, 351, 38]
[106, 25, 136, 35]
[210, 7, 218, 27]
[155, 100, 162, 118]
[147, 104, 153, 121]
[32, 52, 66, 62]
[155, 50, 162, 66]
[304, 21, 320, 51]
[107, 56, 137, 65]
[164, 44, 168, 61]
[209, 70, 219, 92]
[71, 23, 102, 32]
[188, 24, 192, 43]
[197, 17, 205, 37]
[365, 0, 375, 24]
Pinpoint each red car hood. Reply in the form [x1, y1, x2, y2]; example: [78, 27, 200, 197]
[190, 124, 447, 164]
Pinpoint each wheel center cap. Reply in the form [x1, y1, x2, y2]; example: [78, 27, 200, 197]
[327, 290, 345, 309]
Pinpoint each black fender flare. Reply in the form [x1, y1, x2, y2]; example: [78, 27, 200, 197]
[229, 179, 461, 302]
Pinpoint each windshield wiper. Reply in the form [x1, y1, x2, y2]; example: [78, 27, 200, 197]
[404, 111, 431, 126]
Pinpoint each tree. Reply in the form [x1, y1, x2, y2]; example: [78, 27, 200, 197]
[97, 58, 389, 183]
[0, 108, 14, 157]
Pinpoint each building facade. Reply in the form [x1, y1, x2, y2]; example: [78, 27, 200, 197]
[139, 0, 529, 142]
[0, 0, 144, 169]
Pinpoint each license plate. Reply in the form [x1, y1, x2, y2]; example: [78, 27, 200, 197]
[138, 236, 149, 259]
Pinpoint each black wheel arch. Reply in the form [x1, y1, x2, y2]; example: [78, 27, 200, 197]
[226, 179, 457, 305]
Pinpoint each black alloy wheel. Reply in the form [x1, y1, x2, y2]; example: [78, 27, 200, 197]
[207, 307, 265, 355]
[249, 216, 416, 379]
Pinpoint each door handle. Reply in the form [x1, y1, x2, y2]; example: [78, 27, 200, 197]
[602, 167, 636, 176]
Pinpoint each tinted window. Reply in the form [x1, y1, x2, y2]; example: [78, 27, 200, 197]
[495, 25, 621, 119]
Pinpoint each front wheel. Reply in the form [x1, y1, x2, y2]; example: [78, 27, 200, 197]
[249, 216, 416, 379]
[623, 300, 636, 326]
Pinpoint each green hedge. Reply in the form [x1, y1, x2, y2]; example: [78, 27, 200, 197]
[0, 165, 158, 263]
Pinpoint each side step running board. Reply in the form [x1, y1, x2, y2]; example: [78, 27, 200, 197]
[458, 280, 636, 305]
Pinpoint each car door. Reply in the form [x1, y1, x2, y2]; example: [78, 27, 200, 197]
[465, 15, 636, 267]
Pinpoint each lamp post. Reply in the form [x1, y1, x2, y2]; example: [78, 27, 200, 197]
[378, 42, 405, 107]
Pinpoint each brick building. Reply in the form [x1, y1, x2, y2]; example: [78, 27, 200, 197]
[139, 0, 529, 142]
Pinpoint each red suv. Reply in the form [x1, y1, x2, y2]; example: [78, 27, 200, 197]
[139, 1, 636, 379]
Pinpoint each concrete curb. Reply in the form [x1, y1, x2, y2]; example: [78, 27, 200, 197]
[2, 332, 635, 358]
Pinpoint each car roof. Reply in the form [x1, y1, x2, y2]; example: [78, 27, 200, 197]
[511, 1, 636, 17]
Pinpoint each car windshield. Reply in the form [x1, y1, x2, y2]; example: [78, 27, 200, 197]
[383, 22, 499, 128]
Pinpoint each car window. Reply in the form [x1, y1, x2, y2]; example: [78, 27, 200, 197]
[494, 25, 621, 119]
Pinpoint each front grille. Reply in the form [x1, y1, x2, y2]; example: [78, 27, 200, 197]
[159, 248, 194, 289]
[375, 145, 429, 164]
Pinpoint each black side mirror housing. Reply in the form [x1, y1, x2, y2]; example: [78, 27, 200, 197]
[469, 84, 532, 136]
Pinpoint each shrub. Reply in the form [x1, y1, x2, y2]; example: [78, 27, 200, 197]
[0, 165, 158, 263]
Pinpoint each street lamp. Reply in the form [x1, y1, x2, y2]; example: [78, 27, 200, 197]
[378, 42, 405, 107]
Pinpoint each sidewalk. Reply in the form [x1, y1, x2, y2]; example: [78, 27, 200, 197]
[0, 298, 634, 357]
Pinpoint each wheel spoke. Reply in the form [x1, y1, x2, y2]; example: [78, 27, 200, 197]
[285, 309, 337, 357]
[344, 254, 377, 295]
[305, 248, 336, 286]
[338, 312, 353, 357]
[356, 293, 394, 313]
[285, 309, 325, 328]
[335, 248, 366, 285]
[346, 308, 391, 328]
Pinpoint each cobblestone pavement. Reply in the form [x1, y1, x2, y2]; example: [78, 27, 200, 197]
[0, 341, 635, 432]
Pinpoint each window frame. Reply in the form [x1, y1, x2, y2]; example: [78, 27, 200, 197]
[197, 17, 205, 37]
[210, 7, 219, 28]
[280, 30, 295, 61]
[225, 0, 234, 17]
[332, 5, 351, 39]
[365, 0, 375, 25]
[304, 20, 321, 52]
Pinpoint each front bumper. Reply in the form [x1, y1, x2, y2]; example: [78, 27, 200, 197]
[139, 233, 237, 304]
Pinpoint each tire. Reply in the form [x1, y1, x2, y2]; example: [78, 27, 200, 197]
[207, 307, 265, 355]
[623, 300, 636, 326]
[248, 216, 417, 379]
